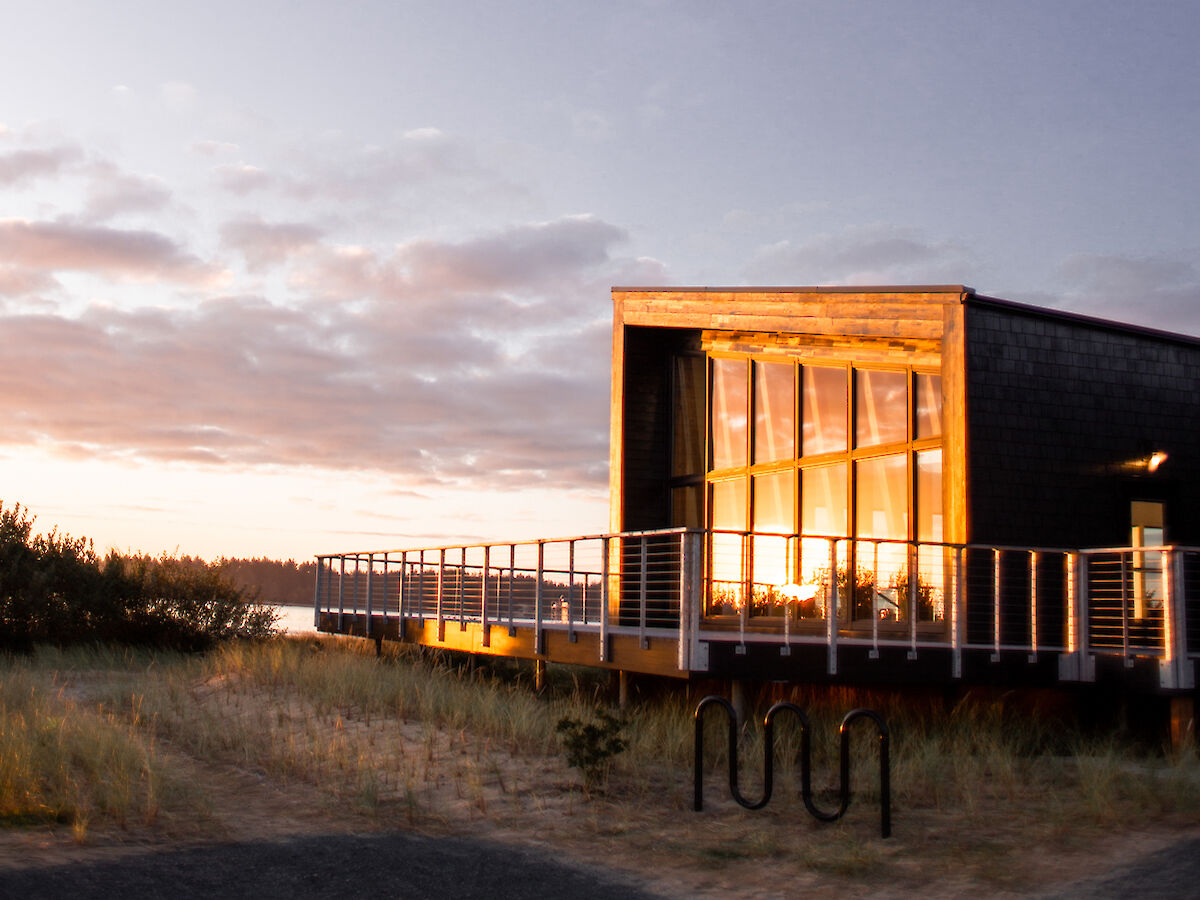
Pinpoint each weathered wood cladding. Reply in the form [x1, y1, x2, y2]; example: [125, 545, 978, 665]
[963, 299, 1200, 547]
[614, 287, 966, 341]
[701, 330, 941, 367]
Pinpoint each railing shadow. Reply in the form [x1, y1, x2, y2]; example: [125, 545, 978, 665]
[693, 695, 891, 838]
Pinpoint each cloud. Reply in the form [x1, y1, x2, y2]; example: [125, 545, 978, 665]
[1052, 252, 1200, 336]
[0, 265, 57, 296]
[215, 163, 275, 194]
[0, 144, 83, 187]
[0, 214, 654, 489]
[220, 216, 323, 271]
[396, 215, 627, 293]
[746, 223, 975, 285]
[0, 219, 226, 286]
[192, 140, 239, 156]
[82, 163, 172, 221]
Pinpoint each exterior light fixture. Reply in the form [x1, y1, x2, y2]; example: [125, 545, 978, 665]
[1147, 451, 1168, 472]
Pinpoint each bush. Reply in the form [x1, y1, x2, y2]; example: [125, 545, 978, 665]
[555, 708, 628, 791]
[0, 502, 277, 651]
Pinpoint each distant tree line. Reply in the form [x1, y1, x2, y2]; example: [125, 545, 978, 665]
[173, 556, 318, 608]
[0, 502, 277, 651]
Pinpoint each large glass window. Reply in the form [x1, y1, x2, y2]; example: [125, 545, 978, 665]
[754, 361, 795, 464]
[699, 352, 943, 627]
[855, 369, 907, 447]
[802, 365, 847, 455]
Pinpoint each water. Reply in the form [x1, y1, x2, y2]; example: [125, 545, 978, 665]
[272, 604, 317, 634]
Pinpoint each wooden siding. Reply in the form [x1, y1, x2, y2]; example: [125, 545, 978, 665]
[614, 287, 967, 341]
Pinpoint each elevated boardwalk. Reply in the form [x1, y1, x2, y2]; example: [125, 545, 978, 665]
[314, 529, 1199, 694]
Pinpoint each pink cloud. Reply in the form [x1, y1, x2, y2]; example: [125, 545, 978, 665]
[0, 144, 83, 186]
[220, 217, 323, 272]
[0, 219, 225, 285]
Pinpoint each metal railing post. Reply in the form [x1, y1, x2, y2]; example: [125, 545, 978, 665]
[1029, 550, 1039, 662]
[313, 556, 323, 629]
[534, 540, 545, 654]
[337, 555, 346, 632]
[481, 545, 491, 647]
[991, 549, 1001, 662]
[639, 537, 648, 649]
[599, 536, 610, 662]
[436, 548, 446, 642]
[567, 540, 577, 642]
[951, 546, 963, 679]
[827, 539, 839, 676]
[365, 552, 374, 638]
[1161, 550, 1195, 690]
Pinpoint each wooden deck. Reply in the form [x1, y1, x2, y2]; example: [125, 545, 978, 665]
[314, 530, 1199, 693]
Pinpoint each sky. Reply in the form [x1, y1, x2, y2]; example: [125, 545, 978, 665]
[2, 0, 1198, 561]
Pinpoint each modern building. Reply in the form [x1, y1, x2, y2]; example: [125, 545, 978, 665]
[315, 286, 1198, 724]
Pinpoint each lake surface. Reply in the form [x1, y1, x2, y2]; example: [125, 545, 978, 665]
[272, 604, 317, 634]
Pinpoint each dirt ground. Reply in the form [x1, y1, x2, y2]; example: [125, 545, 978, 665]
[2, 668, 1198, 899]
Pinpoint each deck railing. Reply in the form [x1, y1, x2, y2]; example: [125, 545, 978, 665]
[314, 531, 1197, 689]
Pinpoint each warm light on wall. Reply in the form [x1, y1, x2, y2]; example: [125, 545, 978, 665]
[1147, 450, 1169, 473]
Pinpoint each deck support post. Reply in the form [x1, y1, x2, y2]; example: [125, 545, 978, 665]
[618, 670, 631, 709]
[730, 679, 749, 728]
[534, 659, 546, 692]
[1170, 696, 1195, 752]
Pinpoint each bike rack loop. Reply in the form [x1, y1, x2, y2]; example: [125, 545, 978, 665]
[692, 695, 891, 838]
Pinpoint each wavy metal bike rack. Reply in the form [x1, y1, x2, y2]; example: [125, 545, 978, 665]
[693, 695, 891, 838]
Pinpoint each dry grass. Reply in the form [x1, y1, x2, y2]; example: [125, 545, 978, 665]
[2, 636, 1199, 896]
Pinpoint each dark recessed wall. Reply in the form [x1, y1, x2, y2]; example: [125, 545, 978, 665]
[620, 326, 697, 532]
[965, 302, 1200, 547]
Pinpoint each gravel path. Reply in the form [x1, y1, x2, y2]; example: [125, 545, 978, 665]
[0, 832, 664, 900]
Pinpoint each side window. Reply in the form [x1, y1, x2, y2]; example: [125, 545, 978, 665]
[1131, 501, 1164, 619]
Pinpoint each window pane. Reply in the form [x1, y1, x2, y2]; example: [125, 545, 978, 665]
[855, 454, 908, 621]
[801, 463, 848, 537]
[916, 449, 942, 542]
[711, 477, 747, 531]
[708, 479, 747, 616]
[753, 361, 795, 464]
[711, 358, 747, 469]
[855, 369, 907, 447]
[800, 464, 847, 620]
[753, 469, 794, 534]
[915, 372, 943, 439]
[671, 484, 703, 529]
[855, 454, 908, 539]
[801, 365, 847, 455]
[672, 355, 706, 476]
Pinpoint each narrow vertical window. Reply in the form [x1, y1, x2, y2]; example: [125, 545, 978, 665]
[802, 365, 847, 455]
[708, 478, 747, 615]
[751, 469, 795, 614]
[915, 373, 943, 439]
[672, 355, 706, 476]
[753, 361, 795, 464]
[799, 463, 847, 620]
[854, 453, 908, 620]
[915, 449, 945, 622]
[855, 369, 907, 447]
[711, 359, 747, 470]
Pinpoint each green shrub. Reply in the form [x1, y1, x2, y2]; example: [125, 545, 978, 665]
[0, 501, 276, 650]
[555, 708, 628, 791]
